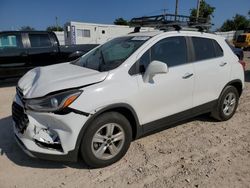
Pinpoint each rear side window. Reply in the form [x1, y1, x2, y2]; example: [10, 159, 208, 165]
[29, 34, 52, 47]
[192, 37, 216, 61]
[0, 34, 23, 48]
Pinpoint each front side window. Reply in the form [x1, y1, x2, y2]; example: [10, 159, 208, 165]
[73, 36, 150, 72]
[138, 36, 187, 72]
[29, 34, 52, 48]
[0, 34, 22, 48]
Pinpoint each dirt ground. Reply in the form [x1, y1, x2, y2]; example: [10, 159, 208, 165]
[0, 52, 250, 188]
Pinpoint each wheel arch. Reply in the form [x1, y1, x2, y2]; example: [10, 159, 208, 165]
[223, 79, 243, 97]
[74, 103, 142, 157]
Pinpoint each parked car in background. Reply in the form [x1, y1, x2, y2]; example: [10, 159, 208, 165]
[0, 31, 98, 79]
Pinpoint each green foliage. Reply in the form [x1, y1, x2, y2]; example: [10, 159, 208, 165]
[19, 26, 35, 31]
[220, 14, 250, 31]
[114, 18, 129, 25]
[190, 0, 215, 22]
[46, 25, 64, 32]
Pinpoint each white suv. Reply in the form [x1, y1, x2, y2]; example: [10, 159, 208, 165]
[13, 31, 244, 167]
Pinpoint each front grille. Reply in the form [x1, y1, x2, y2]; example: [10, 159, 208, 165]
[12, 102, 29, 134]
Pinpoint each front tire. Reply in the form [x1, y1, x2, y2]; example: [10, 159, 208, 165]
[80, 112, 132, 168]
[212, 86, 239, 121]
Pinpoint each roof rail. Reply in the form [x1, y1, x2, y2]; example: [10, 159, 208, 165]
[130, 14, 212, 33]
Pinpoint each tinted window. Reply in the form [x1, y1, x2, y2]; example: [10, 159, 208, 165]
[29, 34, 52, 47]
[0, 34, 22, 48]
[138, 37, 187, 72]
[192, 37, 216, 61]
[213, 40, 223, 57]
[151, 37, 187, 67]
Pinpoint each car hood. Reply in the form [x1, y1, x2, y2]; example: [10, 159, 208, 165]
[18, 63, 108, 99]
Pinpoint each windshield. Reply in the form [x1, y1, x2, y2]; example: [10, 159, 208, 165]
[72, 36, 150, 72]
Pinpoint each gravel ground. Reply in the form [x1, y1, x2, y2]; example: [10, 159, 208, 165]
[0, 52, 250, 188]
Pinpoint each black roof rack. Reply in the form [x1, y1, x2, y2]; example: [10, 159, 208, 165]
[130, 14, 212, 33]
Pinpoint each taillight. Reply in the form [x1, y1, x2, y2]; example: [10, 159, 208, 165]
[239, 60, 246, 71]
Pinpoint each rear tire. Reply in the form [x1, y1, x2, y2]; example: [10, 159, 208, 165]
[211, 86, 239, 121]
[80, 112, 132, 168]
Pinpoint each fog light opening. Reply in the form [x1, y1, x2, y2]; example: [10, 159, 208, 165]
[33, 128, 63, 152]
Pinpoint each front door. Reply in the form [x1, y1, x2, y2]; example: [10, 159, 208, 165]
[0, 33, 29, 79]
[134, 36, 194, 128]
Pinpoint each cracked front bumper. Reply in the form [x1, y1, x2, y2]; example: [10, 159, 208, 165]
[12, 94, 89, 162]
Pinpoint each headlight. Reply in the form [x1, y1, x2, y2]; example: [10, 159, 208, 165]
[25, 90, 82, 112]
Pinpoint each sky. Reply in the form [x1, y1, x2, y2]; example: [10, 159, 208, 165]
[0, 0, 249, 31]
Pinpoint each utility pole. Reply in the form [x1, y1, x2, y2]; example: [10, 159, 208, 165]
[196, 0, 201, 21]
[55, 16, 59, 31]
[175, 0, 179, 21]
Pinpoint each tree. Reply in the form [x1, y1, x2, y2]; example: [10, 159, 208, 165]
[190, 0, 215, 22]
[19, 26, 35, 31]
[220, 14, 250, 31]
[46, 25, 64, 32]
[114, 18, 129, 25]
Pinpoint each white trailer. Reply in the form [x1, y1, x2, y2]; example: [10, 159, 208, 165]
[64, 21, 154, 45]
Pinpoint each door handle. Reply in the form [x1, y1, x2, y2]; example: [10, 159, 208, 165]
[220, 62, 227, 67]
[182, 73, 194, 79]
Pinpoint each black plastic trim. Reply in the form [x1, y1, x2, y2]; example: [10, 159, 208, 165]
[142, 100, 217, 135]
[15, 134, 78, 162]
[223, 79, 243, 96]
[30, 149, 78, 162]
[55, 107, 90, 116]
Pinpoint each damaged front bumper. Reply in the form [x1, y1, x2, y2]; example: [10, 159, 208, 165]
[12, 94, 90, 162]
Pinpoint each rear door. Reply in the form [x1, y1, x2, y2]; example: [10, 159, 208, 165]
[190, 37, 230, 107]
[0, 32, 29, 79]
[27, 32, 59, 67]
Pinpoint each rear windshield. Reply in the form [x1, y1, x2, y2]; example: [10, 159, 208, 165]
[73, 36, 150, 72]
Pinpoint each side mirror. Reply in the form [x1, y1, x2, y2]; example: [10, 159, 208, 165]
[143, 60, 168, 83]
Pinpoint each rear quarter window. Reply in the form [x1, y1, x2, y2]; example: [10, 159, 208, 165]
[213, 40, 224, 57]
